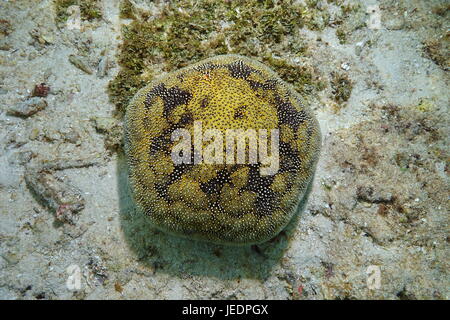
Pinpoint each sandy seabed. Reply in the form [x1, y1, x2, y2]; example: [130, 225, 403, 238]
[0, 0, 448, 299]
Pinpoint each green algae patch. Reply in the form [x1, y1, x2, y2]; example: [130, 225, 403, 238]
[331, 72, 353, 104]
[55, 0, 103, 25]
[119, 0, 135, 19]
[423, 35, 450, 71]
[109, 0, 335, 116]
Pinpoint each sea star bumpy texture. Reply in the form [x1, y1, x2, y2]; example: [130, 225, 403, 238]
[125, 54, 321, 245]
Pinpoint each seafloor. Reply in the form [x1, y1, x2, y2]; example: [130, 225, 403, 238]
[0, 0, 448, 299]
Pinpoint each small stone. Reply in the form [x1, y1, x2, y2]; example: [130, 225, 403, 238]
[385, 16, 405, 30]
[29, 29, 54, 46]
[97, 55, 109, 78]
[1, 252, 20, 265]
[66, 5, 81, 30]
[355, 41, 365, 56]
[92, 117, 119, 132]
[341, 62, 350, 71]
[41, 34, 55, 44]
[29, 128, 40, 140]
[69, 54, 93, 74]
[7, 97, 47, 117]
[25, 167, 85, 224]
[363, 202, 372, 208]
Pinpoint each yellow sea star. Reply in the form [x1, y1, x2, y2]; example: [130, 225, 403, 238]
[125, 54, 321, 245]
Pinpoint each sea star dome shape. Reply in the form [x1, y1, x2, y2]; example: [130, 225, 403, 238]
[125, 54, 321, 245]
